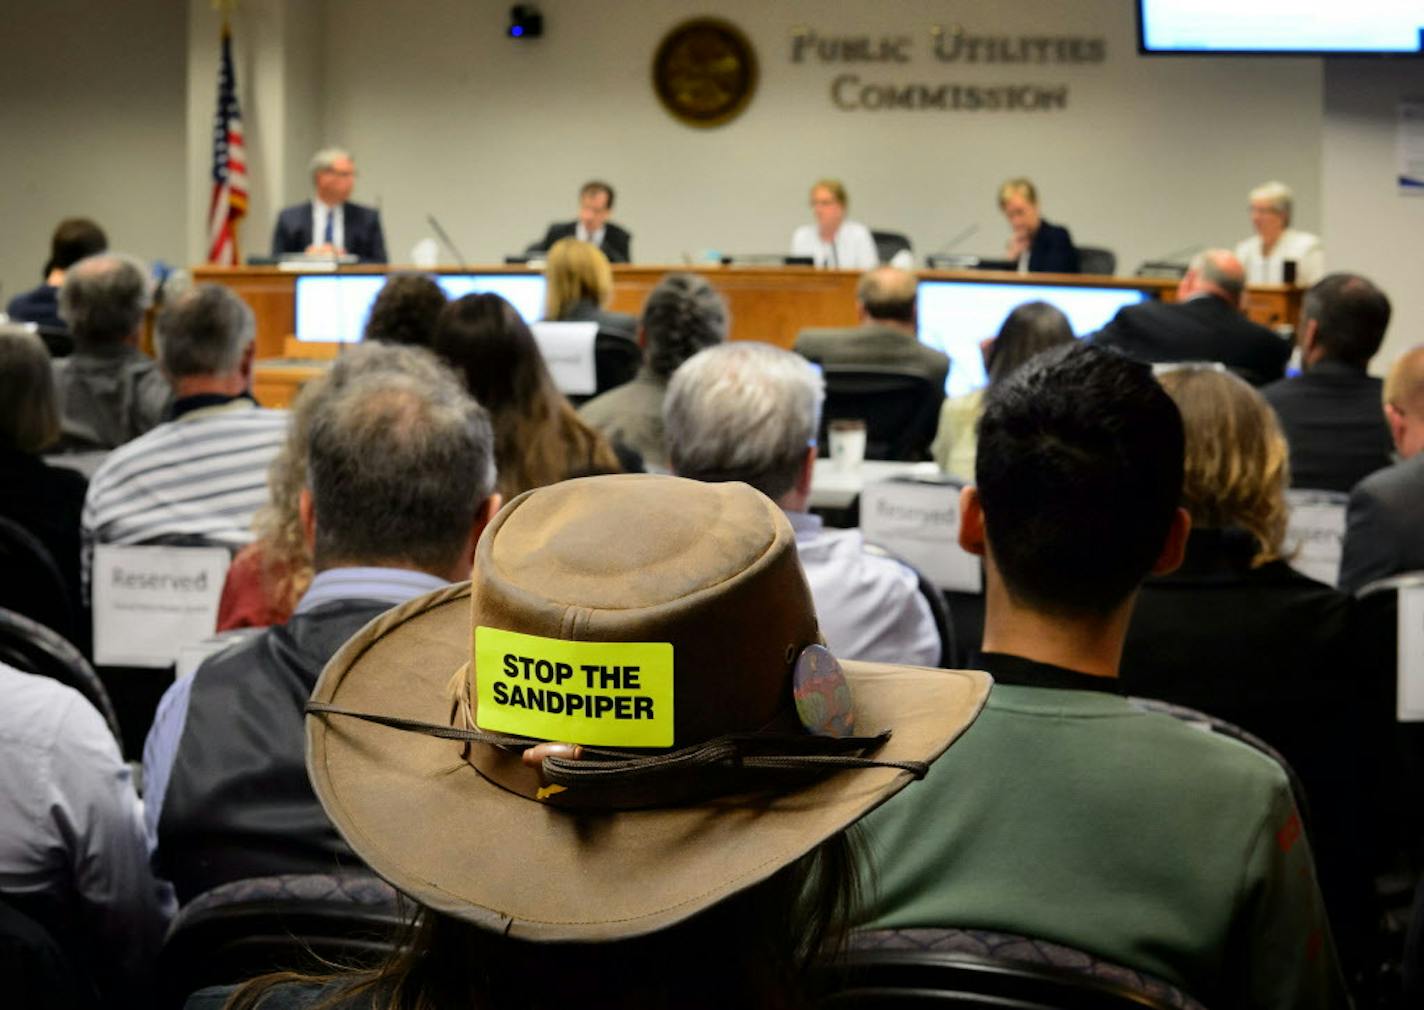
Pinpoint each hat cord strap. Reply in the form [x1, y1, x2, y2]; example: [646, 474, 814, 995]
[305, 702, 930, 781]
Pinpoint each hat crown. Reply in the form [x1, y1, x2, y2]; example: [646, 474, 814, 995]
[471, 474, 821, 746]
[489, 474, 777, 610]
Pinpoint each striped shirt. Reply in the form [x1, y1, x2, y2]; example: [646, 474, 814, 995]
[82, 398, 287, 595]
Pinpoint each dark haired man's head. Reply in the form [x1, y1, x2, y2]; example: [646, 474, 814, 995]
[47, 218, 108, 277]
[970, 343, 1186, 618]
[577, 181, 615, 237]
[1301, 273, 1391, 370]
[363, 274, 447, 347]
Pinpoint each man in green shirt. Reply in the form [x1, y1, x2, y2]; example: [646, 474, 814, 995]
[859, 343, 1349, 1010]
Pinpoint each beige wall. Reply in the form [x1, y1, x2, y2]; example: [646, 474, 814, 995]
[1322, 60, 1424, 376]
[0, 0, 187, 300]
[313, 0, 1323, 274]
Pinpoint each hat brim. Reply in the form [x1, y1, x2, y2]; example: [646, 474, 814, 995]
[307, 582, 991, 942]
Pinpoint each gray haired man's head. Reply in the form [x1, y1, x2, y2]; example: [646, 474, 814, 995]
[639, 273, 729, 380]
[1185, 249, 1246, 305]
[58, 253, 152, 348]
[155, 283, 255, 379]
[306, 353, 497, 576]
[664, 342, 824, 502]
[309, 147, 353, 177]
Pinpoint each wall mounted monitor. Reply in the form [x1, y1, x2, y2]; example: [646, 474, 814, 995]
[1137, 0, 1424, 55]
[294, 273, 547, 343]
[916, 281, 1149, 398]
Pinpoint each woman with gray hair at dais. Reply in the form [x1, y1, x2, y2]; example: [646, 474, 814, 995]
[1234, 180, 1324, 287]
[577, 273, 728, 471]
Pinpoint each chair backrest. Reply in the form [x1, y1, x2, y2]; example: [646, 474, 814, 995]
[820, 366, 945, 462]
[0, 516, 77, 645]
[862, 542, 955, 667]
[872, 230, 913, 265]
[0, 607, 121, 747]
[594, 332, 641, 395]
[1077, 246, 1117, 277]
[1283, 488, 1348, 587]
[156, 873, 404, 1009]
[0, 895, 99, 1010]
[816, 928, 1207, 1010]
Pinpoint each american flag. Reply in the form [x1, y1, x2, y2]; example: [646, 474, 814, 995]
[206, 24, 247, 264]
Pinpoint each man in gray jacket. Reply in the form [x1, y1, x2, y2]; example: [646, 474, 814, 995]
[1339, 344, 1424, 593]
[794, 266, 949, 389]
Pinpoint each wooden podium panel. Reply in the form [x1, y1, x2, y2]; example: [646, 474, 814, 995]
[192, 265, 1300, 408]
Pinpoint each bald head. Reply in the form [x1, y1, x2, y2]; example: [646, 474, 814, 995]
[1181, 249, 1246, 306]
[856, 267, 918, 326]
[1384, 344, 1424, 459]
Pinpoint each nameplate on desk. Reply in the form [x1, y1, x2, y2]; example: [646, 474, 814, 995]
[530, 321, 599, 396]
[860, 479, 981, 593]
[1398, 585, 1424, 723]
[92, 545, 231, 668]
[1283, 489, 1348, 588]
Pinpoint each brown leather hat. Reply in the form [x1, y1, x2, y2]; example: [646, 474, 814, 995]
[306, 474, 989, 941]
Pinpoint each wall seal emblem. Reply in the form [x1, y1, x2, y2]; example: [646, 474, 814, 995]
[652, 18, 758, 128]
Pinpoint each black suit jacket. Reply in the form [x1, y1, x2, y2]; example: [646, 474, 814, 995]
[538, 221, 632, 264]
[1262, 361, 1394, 493]
[271, 200, 388, 263]
[1339, 453, 1424, 593]
[1091, 294, 1290, 386]
[1028, 220, 1080, 274]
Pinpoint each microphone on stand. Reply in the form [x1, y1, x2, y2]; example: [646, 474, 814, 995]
[427, 214, 470, 270]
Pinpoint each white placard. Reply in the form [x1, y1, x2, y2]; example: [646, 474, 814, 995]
[92, 545, 231, 668]
[860, 479, 982, 593]
[530, 321, 599, 396]
[1398, 585, 1424, 722]
[1284, 489, 1348, 588]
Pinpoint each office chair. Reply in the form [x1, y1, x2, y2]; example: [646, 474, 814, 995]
[819, 366, 944, 462]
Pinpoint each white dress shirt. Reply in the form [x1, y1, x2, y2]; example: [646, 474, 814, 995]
[1234, 228, 1324, 286]
[311, 200, 345, 252]
[576, 222, 606, 248]
[0, 661, 173, 998]
[791, 220, 881, 271]
[787, 511, 940, 666]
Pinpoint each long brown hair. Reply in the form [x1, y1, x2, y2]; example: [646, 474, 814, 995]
[433, 293, 621, 497]
[223, 831, 862, 1010]
[1157, 366, 1290, 565]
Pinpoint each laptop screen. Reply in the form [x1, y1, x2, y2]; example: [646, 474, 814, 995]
[916, 280, 1150, 398]
[294, 273, 548, 343]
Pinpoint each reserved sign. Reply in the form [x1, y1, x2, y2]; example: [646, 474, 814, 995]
[860, 478, 982, 593]
[92, 545, 230, 667]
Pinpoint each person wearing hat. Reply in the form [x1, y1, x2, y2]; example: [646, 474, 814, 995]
[195, 473, 990, 1009]
[858, 343, 1349, 1009]
[664, 341, 941, 667]
[144, 345, 503, 902]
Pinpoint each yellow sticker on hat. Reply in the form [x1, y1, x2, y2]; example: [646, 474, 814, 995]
[474, 627, 674, 747]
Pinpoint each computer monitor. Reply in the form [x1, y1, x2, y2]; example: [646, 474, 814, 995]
[1137, 0, 1423, 55]
[916, 280, 1149, 398]
[294, 273, 548, 343]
